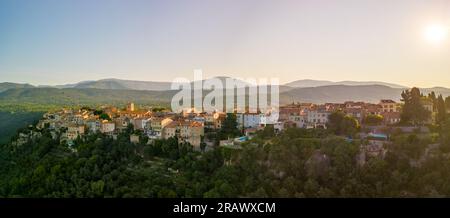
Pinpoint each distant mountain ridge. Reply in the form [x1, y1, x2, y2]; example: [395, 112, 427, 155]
[280, 85, 404, 104]
[3, 77, 438, 91]
[284, 79, 408, 89]
[1, 78, 450, 106]
[45, 78, 411, 91]
[0, 82, 34, 93]
[1, 84, 449, 106]
[55, 77, 257, 91]
[0, 87, 176, 106]
[55, 78, 174, 91]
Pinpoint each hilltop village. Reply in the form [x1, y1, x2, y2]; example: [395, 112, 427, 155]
[4, 88, 450, 198]
[14, 95, 439, 160]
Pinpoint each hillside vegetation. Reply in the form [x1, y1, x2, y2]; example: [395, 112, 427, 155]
[0, 111, 43, 145]
[0, 88, 176, 106]
[2, 123, 450, 197]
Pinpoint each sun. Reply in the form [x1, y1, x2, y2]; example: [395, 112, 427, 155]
[424, 24, 448, 44]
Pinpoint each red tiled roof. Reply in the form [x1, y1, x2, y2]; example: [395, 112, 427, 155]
[380, 99, 396, 104]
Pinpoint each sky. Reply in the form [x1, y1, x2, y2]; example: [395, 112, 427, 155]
[0, 0, 449, 87]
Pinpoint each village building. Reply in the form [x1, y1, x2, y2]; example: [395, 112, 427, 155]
[66, 124, 85, 140]
[213, 112, 226, 129]
[305, 109, 330, 129]
[126, 102, 135, 112]
[114, 117, 131, 131]
[236, 112, 261, 129]
[279, 103, 303, 121]
[179, 121, 204, 149]
[86, 120, 101, 133]
[132, 117, 150, 130]
[288, 113, 306, 128]
[381, 112, 401, 125]
[100, 121, 115, 134]
[364, 103, 382, 116]
[162, 121, 179, 139]
[344, 107, 364, 122]
[147, 117, 173, 139]
[379, 99, 400, 113]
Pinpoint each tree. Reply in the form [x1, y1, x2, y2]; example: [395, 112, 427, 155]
[200, 136, 207, 152]
[328, 111, 345, 134]
[258, 125, 275, 138]
[445, 96, 450, 111]
[363, 114, 384, 126]
[440, 119, 450, 152]
[152, 107, 166, 112]
[341, 116, 359, 136]
[99, 113, 111, 121]
[90, 180, 105, 197]
[93, 110, 103, 116]
[400, 88, 430, 125]
[219, 113, 240, 140]
[428, 91, 437, 111]
[327, 111, 359, 136]
[436, 95, 446, 125]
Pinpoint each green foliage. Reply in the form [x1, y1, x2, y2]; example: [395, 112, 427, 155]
[0, 129, 203, 197]
[327, 111, 359, 136]
[3, 107, 450, 198]
[0, 111, 43, 144]
[439, 119, 450, 153]
[390, 134, 428, 159]
[93, 110, 103, 116]
[445, 96, 450, 111]
[218, 113, 241, 140]
[428, 91, 437, 111]
[151, 107, 166, 112]
[400, 88, 431, 125]
[257, 125, 275, 139]
[0, 83, 34, 92]
[0, 88, 173, 107]
[363, 114, 384, 126]
[0, 102, 60, 112]
[99, 113, 111, 121]
[436, 95, 446, 125]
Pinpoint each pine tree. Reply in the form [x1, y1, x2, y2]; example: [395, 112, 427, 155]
[428, 91, 437, 111]
[219, 113, 240, 139]
[436, 95, 446, 125]
[445, 96, 450, 111]
[400, 87, 430, 125]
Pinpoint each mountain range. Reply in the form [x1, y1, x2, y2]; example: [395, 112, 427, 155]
[284, 79, 408, 89]
[0, 78, 449, 106]
[51, 78, 174, 91]
[0, 82, 34, 93]
[46, 78, 411, 90]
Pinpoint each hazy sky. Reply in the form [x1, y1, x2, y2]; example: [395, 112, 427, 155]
[0, 0, 449, 87]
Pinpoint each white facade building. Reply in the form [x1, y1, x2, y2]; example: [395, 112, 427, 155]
[87, 120, 101, 133]
[101, 121, 115, 133]
[236, 113, 262, 128]
[288, 114, 307, 128]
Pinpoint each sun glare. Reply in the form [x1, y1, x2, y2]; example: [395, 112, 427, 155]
[424, 24, 448, 44]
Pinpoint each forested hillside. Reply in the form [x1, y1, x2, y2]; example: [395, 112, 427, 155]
[2, 120, 450, 197]
[0, 88, 176, 106]
[0, 111, 43, 145]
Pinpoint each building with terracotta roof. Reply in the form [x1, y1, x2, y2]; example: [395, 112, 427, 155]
[161, 120, 204, 148]
[379, 99, 401, 113]
[127, 102, 135, 112]
[67, 124, 85, 140]
[162, 121, 179, 139]
[381, 112, 401, 125]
